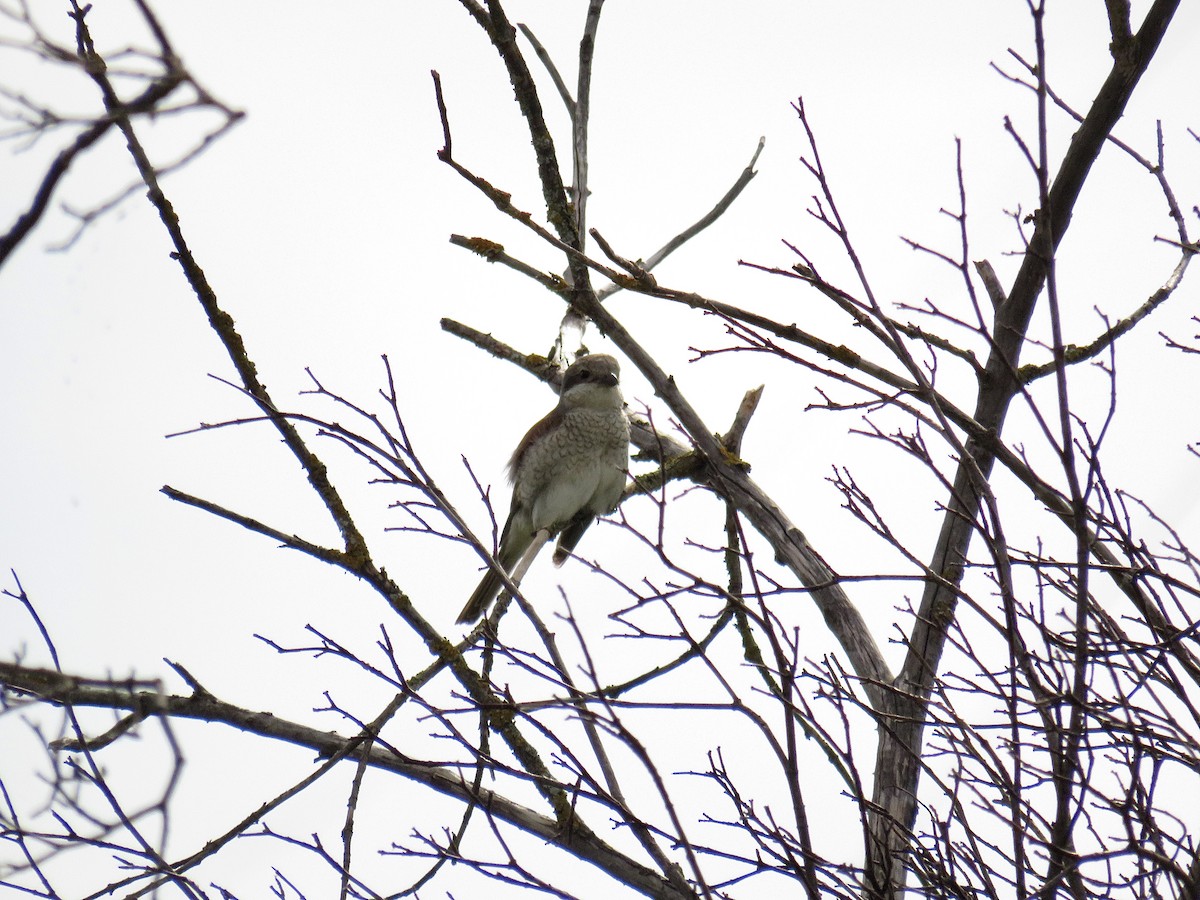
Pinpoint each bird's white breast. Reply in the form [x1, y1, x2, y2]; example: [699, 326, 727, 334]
[516, 405, 629, 534]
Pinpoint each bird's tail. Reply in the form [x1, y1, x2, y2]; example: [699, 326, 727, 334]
[456, 568, 505, 624]
[456, 535, 529, 624]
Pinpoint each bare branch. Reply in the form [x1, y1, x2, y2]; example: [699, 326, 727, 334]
[0, 661, 695, 900]
[598, 137, 765, 301]
[516, 23, 575, 115]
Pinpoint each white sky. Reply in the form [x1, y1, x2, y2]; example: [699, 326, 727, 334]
[2, 1, 1198, 896]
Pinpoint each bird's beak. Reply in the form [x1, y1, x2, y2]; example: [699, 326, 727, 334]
[600, 372, 618, 387]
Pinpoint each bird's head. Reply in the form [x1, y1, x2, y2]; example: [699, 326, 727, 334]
[560, 354, 623, 410]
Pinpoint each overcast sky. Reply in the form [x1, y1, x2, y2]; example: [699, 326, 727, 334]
[2, 2, 1198, 896]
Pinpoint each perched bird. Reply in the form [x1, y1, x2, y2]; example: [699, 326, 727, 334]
[457, 354, 630, 624]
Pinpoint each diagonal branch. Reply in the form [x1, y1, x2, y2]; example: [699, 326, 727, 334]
[1018, 249, 1194, 382]
[60, 6, 612, 857]
[0, 662, 693, 900]
[598, 138, 765, 301]
[907, 0, 1181, 704]
[0, 74, 182, 267]
[874, 2, 1182, 896]
[517, 23, 575, 115]
[66, 2, 369, 567]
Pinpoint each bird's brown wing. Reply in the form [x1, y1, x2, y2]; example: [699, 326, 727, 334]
[506, 404, 563, 482]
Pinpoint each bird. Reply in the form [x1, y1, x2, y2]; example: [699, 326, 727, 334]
[457, 354, 630, 624]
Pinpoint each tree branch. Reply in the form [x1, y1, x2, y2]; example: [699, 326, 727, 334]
[0, 662, 693, 900]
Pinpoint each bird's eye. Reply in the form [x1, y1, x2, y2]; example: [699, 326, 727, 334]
[578, 370, 591, 380]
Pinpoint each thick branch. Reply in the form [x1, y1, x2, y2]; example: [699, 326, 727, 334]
[479, 0, 580, 257]
[0, 663, 693, 900]
[875, 3, 1181, 896]
[908, 0, 1180, 703]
